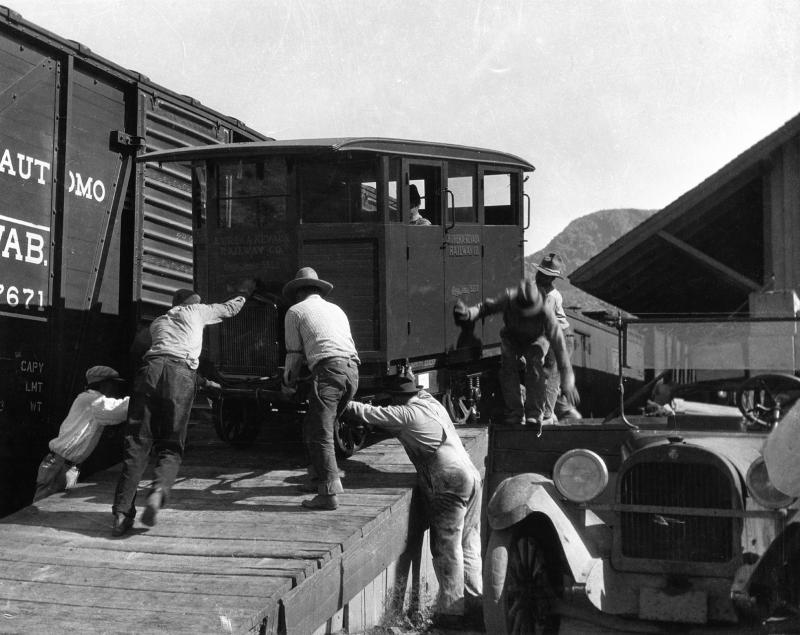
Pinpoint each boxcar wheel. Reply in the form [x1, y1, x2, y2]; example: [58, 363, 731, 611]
[214, 396, 260, 447]
[334, 417, 368, 458]
[484, 525, 563, 635]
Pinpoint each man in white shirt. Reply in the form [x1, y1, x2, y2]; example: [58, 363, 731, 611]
[34, 366, 129, 502]
[534, 253, 582, 421]
[344, 376, 482, 628]
[112, 281, 255, 536]
[281, 267, 359, 511]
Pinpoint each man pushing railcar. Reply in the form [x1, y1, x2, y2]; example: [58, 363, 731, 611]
[281, 267, 360, 511]
[344, 375, 483, 628]
[454, 277, 580, 432]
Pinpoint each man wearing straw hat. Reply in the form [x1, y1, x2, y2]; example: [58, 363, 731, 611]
[534, 252, 582, 421]
[282, 267, 360, 511]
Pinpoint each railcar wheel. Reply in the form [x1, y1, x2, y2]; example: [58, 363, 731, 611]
[484, 524, 564, 635]
[334, 417, 368, 458]
[214, 396, 260, 447]
[736, 373, 800, 428]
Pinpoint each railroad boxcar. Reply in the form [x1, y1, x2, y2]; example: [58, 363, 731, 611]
[0, 6, 267, 516]
[142, 138, 534, 451]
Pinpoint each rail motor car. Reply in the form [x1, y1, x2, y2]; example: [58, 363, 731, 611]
[142, 138, 534, 452]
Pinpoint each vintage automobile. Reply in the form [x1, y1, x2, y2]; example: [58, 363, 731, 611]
[482, 315, 800, 633]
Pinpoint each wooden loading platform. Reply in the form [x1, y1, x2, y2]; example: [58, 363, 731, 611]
[0, 420, 487, 634]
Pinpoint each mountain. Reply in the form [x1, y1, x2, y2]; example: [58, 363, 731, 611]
[525, 208, 657, 314]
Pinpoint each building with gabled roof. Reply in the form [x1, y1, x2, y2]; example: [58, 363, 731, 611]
[571, 112, 800, 317]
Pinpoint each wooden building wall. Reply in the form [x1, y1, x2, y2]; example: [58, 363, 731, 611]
[766, 133, 800, 292]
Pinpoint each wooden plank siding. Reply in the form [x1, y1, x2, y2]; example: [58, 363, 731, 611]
[0, 420, 487, 634]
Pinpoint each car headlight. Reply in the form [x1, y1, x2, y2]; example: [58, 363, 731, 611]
[553, 449, 609, 503]
[746, 456, 795, 509]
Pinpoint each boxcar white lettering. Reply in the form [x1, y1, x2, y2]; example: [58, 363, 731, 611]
[0, 149, 15, 175]
[25, 232, 44, 264]
[20, 360, 44, 373]
[0, 148, 51, 184]
[17, 154, 32, 180]
[0, 225, 47, 266]
[1, 226, 23, 261]
[33, 159, 50, 184]
[74, 173, 93, 198]
[68, 170, 106, 202]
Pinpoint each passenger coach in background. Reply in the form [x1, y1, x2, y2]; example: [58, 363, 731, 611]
[140, 138, 535, 452]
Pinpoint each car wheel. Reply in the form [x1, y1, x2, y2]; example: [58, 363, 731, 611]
[214, 396, 260, 446]
[484, 524, 564, 635]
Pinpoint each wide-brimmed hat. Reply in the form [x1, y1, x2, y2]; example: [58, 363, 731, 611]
[85, 365, 125, 386]
[282, 267, 333, 301]
[515, 278, 544, 316]
[384, 375, 423, 395]
[172, 288, 201, 307]
[534, 253, 565, 279]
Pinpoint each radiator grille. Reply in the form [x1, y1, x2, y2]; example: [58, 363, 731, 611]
[619, 461, 734, 562]
[218, 302, 281, 375]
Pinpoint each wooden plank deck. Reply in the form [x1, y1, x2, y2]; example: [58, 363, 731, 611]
[0, 419, 487, 634]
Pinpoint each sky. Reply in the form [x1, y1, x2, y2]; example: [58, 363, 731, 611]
[7, 0, 800, 254]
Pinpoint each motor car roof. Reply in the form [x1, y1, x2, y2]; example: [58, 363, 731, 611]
[139, 137, 535, 171]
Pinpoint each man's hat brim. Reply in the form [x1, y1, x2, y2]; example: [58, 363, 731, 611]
[282, 278, 333, 301]
[88, 377, 126, 386]
[385, 385, 423, 395]
[534, 264, 563, 279]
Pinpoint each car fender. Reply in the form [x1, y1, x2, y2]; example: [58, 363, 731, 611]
[486, 472, 599, 583]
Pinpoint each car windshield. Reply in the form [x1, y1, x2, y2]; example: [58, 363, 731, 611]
[617, 317, 800, 427]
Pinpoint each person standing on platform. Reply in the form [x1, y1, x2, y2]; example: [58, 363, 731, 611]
[34, 366, 129, 502]
[111, 280, 256, 537]
[344, 375, 483, 628]
[534, 253, 582, 421]
[281, 267, 360, 511]
[453, 277, 579, 433]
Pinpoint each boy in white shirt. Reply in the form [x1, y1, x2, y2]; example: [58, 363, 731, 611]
[34, 366, 129, 501]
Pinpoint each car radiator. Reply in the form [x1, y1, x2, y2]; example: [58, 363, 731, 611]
[618, 460, 735, 563]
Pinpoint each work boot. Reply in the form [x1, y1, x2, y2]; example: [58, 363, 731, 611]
[558, 405, 583, 421]
[141, 489, 163, 527]
[301, 494, 338, 510]
[111, 513, 133, 537]
[525, 417, 543, 437]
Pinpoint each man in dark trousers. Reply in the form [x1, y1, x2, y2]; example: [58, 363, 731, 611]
[111, 280, 255, 536]
[344, 375, 482, 628]
[454, 277, 579, 432]
[281, 267, 360, 511]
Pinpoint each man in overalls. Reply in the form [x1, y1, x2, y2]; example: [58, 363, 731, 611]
[344, 375, 482, 628]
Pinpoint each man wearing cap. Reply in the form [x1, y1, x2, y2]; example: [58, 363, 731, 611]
[343, 375, 482, 628]
[34, 366, 129, 502]
[111, 280, 256, 536]
[282, 267, 359, 511]
[453, 278, 579, 431]
[534, 253, 582, 421]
